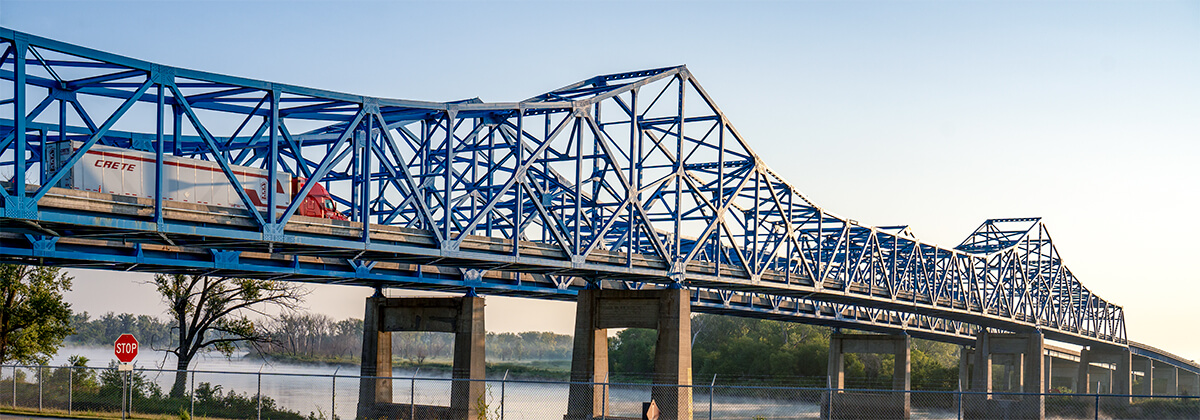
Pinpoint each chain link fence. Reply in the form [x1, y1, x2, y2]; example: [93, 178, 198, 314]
[0, 364, 1197, 419]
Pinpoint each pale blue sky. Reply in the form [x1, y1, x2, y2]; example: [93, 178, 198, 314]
[3, 1, 1198, 360]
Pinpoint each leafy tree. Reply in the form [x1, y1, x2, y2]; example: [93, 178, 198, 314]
[152, 274, 306, 397]
[66, 355, 100, 392]
[100, 360, 163, 400]
[608, 328, 657, 379]
[0, 264, 74, 364]
[68, 311, 174, 350]
[610, 313, 966, 389]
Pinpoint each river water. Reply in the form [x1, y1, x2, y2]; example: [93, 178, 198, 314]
[39, 347, 955, 420]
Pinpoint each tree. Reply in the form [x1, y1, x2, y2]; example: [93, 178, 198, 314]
[0, 264, 74, 364]
[609, 328, 657, 379]
[152, 274, 306, 397]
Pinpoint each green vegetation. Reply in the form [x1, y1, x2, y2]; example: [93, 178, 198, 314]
[0, 357, 322, 420]
[256, 314, 573, 369]
[0, 264, 75, 365]
[609, 314, 961, 389]
[68, 312, 174, 349]
[67, 310, 971, 389]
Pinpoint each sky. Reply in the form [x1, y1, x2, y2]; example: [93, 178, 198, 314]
[2, 1, 1198, 361]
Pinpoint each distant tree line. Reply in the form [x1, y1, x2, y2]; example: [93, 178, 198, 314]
[66, 311, 577, 365]
[260, 313, 362, 362]
[609, 313, 960, 390]
[66, 309, 960, 390]
[256, 312, 574, 364]
[67, 312, 175, 351]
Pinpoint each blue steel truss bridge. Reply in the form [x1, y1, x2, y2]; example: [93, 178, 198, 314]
[0, 27, 1193, 375]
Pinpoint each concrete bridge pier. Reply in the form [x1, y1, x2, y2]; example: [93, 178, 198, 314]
[822, 333, 911, 420]
[1044, 350, 1080, 391]
[1185, 370, 1200, 396]
[357, 293, 486, 420]
[1159, 364, 1178, 396]
[1074, 349, 1093, 394]
[566, 288, 692, 420]
[1138, 358, 1190, 396]
[960, 346, 972, 393]
[1076, 346, 1131, 413]
[1135, 356, 1154, 395]
[965, 330, 1045, 420]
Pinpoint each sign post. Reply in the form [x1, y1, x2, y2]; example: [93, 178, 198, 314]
[114, 334, 138, 420]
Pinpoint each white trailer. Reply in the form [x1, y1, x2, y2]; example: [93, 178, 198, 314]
[46, 141, 292, 213]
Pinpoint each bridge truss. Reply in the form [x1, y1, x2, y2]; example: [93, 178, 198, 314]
[0, 28, 1124, 347]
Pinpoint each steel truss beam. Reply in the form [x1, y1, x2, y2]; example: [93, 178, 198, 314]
[0, 28, 1128, 351]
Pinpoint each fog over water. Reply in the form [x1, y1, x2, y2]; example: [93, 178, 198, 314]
[36, 346, 964, 420]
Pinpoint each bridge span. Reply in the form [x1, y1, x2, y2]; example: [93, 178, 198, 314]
[1, 28, 1195, 419]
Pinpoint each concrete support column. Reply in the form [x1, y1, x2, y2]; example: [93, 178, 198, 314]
[971, 330, 992, 393]
[1085, 346, 1130, 408]
[895, 334, 912, 393]
[1172, 367, 1180, 396]
[652, 288, 692, 420]
[828, 335, 845, 389]
[450, 297, 486, 419]
[823, 333, 910, 419]
[1075, 349, 1092, 394]
[1024, 332, 1045, 394]
[959, 346, 972, 392]
[357, 295, 486, 420]
[567, 289, 608, 419]
[567, 288, 692, 420]
[1044, 355, 1052, 392]
[1025, 332, 1046, 420]
[964, 330, 1044, 420]
[1135, 356, 1153, 395]
[359, 295, 393, 415]
[1110, 348, 1132, 397]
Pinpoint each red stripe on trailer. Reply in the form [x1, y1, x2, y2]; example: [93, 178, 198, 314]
[85, 150, 273, 180]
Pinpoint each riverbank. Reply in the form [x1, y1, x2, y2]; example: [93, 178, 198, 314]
[248, 353, 571, 380]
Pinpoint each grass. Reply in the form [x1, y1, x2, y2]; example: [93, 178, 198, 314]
[0, 405, 236, 420]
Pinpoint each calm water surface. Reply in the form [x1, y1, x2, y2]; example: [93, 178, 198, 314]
[39, 347, 956, 419]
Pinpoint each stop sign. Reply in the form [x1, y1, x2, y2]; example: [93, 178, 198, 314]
[114, 334, 138, 363]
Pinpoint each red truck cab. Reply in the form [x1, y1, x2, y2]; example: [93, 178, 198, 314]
[293, 178, 348, 221]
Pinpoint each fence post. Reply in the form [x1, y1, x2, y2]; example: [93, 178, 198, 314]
[601, 373, 608, 419]
[411, 367, 418, 420]
[500, 369, 509, 420]
[37, 366, 42, 412]
[1094, 393, 1100, 420]
[957, 383, 962, 420]
[121, 368, 127, 420]
[129, 368, 135, 416]
[11, 366, 15, 407]
[709, 374, 716, 420]
[190, 369, 195, 420]
[68, 365, 73, 414]
[257, 365, 263, 420]
[130, 368, 137, 417]
[332, 366, 339, 420]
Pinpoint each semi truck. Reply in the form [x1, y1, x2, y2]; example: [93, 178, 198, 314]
[45, 141, 347, 221]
